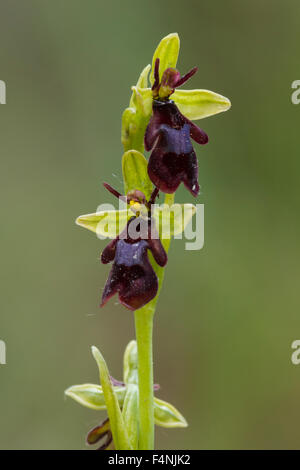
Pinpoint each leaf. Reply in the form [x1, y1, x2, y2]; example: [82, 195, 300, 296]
[64, 383, 126, 410]
[123, 340, 138, 385]
[173, 89, 231, 120]
[122, 384, 139, 449]
[150, 33, 180, 84]
[153, 203, 197, 239]
[76, 209, 130, 239]
[154, 397, 188, 428]
[122, 150, 153, 199]
[91, 346, 132, 450]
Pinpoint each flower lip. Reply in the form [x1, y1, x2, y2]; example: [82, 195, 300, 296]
[100, 216, 167, 311]
[147, 124, 200, 196]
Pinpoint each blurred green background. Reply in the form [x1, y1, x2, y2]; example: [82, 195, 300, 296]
[1, 0, 300, 449]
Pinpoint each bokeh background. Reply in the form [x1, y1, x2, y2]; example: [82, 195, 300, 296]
[1, 0, 300, 449]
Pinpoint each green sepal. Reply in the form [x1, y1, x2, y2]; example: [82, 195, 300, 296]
[91, 346, 132, 450]
[76, 209, 130, 239]
[154, 397, 188, 428]
[136, 87, 231, 121]
[122, 150, 153, 199]
[173, 89, 231, 120]
[153, 203, 196, 239]
[64, 383, 126, 410]
[150, 33, 180, 84]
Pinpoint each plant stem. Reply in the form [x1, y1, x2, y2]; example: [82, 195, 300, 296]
[134, 193, 174, 450]
[134, 305, 155, 449]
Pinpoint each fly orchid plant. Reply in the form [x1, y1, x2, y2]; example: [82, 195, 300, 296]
[65, 33, 231, 450]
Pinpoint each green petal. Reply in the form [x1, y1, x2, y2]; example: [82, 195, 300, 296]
[123, 340, 138, 385]
[76, 209, 130, 239]
[64, 383, 126, 410]
[150, 33, 180, 84]
[173, 89, 231, 120]
[122, 384, 139, 449]
[154, 397, 188, 428]
[92, 346, 132, 450]
[153, 203, 197, 239]
[122, 150, 153, 199]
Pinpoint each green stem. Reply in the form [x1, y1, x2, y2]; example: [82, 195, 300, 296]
[134, 305, 155, 449]
[134, 193, 174, 450]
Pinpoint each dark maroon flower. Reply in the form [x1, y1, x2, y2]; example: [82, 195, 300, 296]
[145, 59, 208, 197]
[101, 215, 167, 311]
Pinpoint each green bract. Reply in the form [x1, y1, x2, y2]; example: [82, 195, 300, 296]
[91, 346, 132, 450]
[122, 384, 139, 449]
[122, 149, 153, 200]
